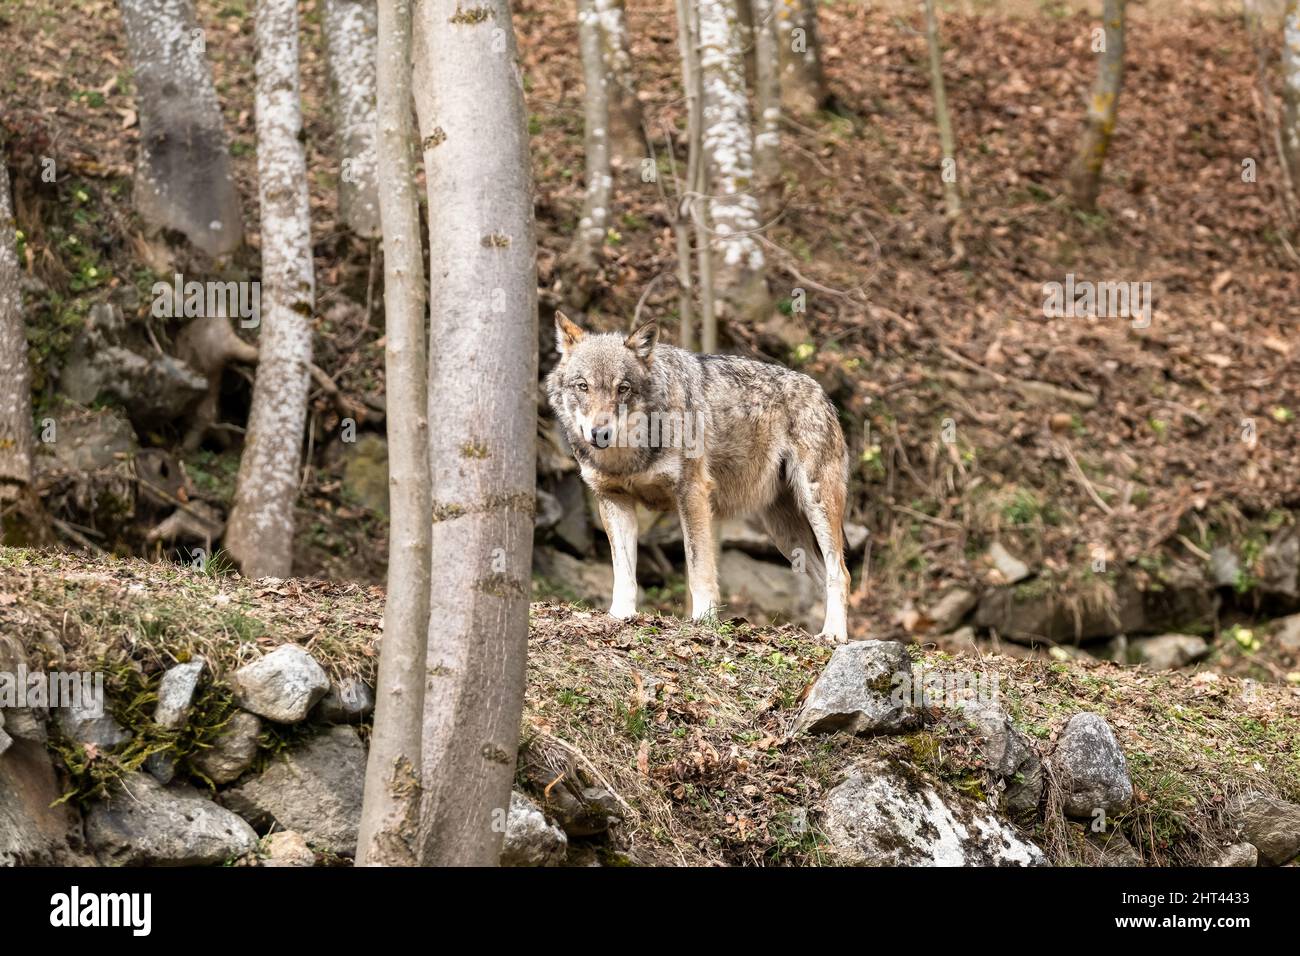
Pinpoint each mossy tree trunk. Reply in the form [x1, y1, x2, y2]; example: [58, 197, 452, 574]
[698, 0, 769, 336]
[225, 0, 315, 579]
[117, 0, 244, 257]
[568, 0, 613, 275]
[751, 0, 782, 222]
[776, 0, 827, 116]
[412, 0, 538, 867]
[321, 0, 382, 238]
[923, 0, 960, 219]
[0, 154, 35, 515]
[1069, 0, 1126, 213]
[595, 0, 645, 167]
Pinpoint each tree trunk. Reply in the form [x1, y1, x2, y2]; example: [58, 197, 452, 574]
[923, 0, 960, 219]
[569, 0, 612, 274]
[1283, 0, 1300, 188]
[0, 154, 35, 508]
[412, 0, 538, 867]
[322, 0, 382, 238]
[225, 0, 315, 579]
[776, 0, 827, 116]
[118, 0, 244, 257]
[1069, 0, 1126, 213]
[356, 0, 429, 867]
[698, 0, 768, 332]
[595, 0, 644, 167]
[751, 0, 782, 222]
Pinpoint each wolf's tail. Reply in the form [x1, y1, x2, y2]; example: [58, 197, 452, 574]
[757, 484, 827, 588]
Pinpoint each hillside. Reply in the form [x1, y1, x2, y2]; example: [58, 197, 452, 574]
[2, 548, 1298, 866]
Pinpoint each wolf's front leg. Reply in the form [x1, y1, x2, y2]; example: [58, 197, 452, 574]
[678, 481, 720, 620]
[598, 495, 639, 619]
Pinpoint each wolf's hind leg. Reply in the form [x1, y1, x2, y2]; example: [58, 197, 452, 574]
[757, 483, 827, 588]
[678, 480, 721, 621]
[790, 453, 851, 643]
[598, 495, 639, 620]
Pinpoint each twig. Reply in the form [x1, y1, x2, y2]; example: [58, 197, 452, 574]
[1056, 439, 1114, 516]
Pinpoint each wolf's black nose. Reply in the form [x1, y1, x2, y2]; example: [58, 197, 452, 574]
[592, 425, 614, 448]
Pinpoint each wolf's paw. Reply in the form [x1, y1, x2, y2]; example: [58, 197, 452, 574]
[608, 603, 638, 621]
[817, 628, 849, 645]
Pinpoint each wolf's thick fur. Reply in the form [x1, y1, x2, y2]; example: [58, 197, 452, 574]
[545, 314, 852, 641]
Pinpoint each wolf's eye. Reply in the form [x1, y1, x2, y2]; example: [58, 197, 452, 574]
[617, 382, 631, 396]
[574, 381, 588, 392]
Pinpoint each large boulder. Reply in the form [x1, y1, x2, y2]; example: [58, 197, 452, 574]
[1230, 793, 1300, 866]
[792, 640, 918, 736]
[1259, 526, 1299, 602]
[718, 549, 823, 630]
[820, 760, 1045, 866]
[0, 738, 93, 865]
[222, 725, 366, 856]
[1128, 634, 1209, 670]
[1051, 713, 1133, 819]
[312, 678, 375, 724]
[55, 696, 132, 751]
[85, 773, 258, 866]
[500, 791, 568, 867]
[230, 644, 330, 724]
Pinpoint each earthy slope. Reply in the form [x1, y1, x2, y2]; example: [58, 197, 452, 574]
[2, 548, 1297, 866]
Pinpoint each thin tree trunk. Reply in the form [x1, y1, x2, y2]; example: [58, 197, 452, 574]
[0, 154, 34, 507]
[356, 0, 429, 867]
[776, 0, 827, 116]
[751, 0, 782, 222]
[225, 0, 315, 579]
[569, 0, 612, 273]
[412, 0, 538, 867]
[595, 0, 644, 167]
[674, 0, 702, 350]
[1069, 0, 1126, 213]
[322, 0, 382, 238]
[1283, 0, 1300, 188]
[118, 0, 243, 257]
[923, 0, 960, 219]
[698, 0, 768, 333]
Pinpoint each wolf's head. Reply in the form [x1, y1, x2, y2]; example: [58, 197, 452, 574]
[545, 313, 660, 460]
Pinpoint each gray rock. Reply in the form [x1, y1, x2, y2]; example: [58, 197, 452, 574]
[223, 725, 366, 856]
[0, 712, 10, 757]
[341, 433, 389, 516]
[820, 760, 1046, 866]
[85, 773, 258, 866]
[230, 644, 330, 724]
[1085, 826, 1142, 866]
[1209, 546, 1241, 588]
[500, 791, 568, 866]
[1209, 842, 1258, 867]
[312, 678, 375, 724]
[925, 587, 978, 633]
[191, 711, 262, 785]
[793, 640, 918, 736]
[1259, 526, 1299, 600]
[55, 696, 132, 751]
[153, 660, 205, 730]
[551, 472, 594, 556]
[0, 707, 46, 744]
[260, 830, 316, 867]
[718, 549, 824, 630]
[844, 522, 870, 553]
[954, 698, 1043, 818]
[1274, 614, 1300, 655]
[1, 738, 93, 865]
[1052, 713, 1133, 819]
[1230, 793, 1300, 866]
[988, 542, 1031, 584]
[1129, 634, 1209, 670]
[33, 404, 137, 474]
[975, 577, 1145, 646]
[145, 752, 177, 785]
[533, 546, 644, 610]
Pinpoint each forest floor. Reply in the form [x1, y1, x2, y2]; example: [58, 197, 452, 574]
[2, 548, 1298, 866]
[0, 3, 1297, 670]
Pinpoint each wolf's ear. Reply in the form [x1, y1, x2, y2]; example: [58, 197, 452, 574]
[624, 319, 659, 362]
[555, 312, 585, 356]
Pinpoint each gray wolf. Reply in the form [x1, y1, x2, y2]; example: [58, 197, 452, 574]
[545, 313, 851, 641]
